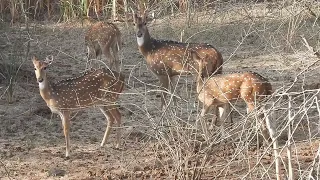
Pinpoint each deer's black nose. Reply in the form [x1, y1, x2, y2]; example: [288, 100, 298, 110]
[137, 31, 143, 38]
[38, 78, 43, 83]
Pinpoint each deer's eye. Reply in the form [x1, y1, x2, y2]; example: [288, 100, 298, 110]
[144, 22, 147, 25]
[34, 68, 36, 70]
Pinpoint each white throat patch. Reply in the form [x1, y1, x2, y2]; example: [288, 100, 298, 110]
[137, 36, 144, 46]
[39, 81, 45, 90]
[218, 107, 225, 117]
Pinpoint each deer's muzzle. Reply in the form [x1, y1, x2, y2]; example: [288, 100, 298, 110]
[137, 31, 143, 38]
[37, 78, 44, 83]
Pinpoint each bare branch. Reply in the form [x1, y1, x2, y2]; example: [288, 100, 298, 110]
[301, 36, 320, 59]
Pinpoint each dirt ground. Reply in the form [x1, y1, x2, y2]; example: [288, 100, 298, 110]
[1, 4, 320, 180]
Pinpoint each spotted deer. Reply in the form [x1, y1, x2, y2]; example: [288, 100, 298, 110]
[192, 50, 277, 140]
[32, 56, 125, 157]
[132, 11, 223, 110]
[85, 22, 122, 71]
[192, 51, 280, 179]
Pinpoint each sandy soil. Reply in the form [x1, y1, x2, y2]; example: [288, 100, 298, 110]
[1, 4, 320, 180]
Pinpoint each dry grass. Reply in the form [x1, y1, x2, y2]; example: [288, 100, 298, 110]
[1, 1, 320, 179]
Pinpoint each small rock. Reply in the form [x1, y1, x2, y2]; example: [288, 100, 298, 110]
[304, 157, 313, 163]
[133, 165, 143, 172]
[264, 154, 272, 160]
[47, 168, 66, 177]
[135, 171, 143, 177]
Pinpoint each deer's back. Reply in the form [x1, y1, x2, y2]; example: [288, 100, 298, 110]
[145, 40, 222, 76]
[50, 68, 124, 109]
[201, 72, 272, 103]
[85, 22, 120, 44]
[101, 68, 125, 99]
[239, 72, 272, 96]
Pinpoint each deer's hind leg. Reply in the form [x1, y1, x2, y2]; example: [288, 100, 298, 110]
[169, 76, 178, 107]
[246, 102, 269, 147]
[158, 75, 170, 111]
[259, 106, 273, 144]
[111, 40, 120, 71]
[262, 105, 280, 178]
[111, 107, 121, 148]
[99, 105, 121, 148]
[157, 75, 178, 109]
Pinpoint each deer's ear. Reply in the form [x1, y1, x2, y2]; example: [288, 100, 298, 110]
[31, 55, 38, 63]
[44, 55, 53, 65]
[31, 56, 39, 66]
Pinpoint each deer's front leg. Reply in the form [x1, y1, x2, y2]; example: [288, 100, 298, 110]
[169, 76, 178, 107]
[60, 111, 71, 158]
[100, 41, 114, 70]
[219, 103, 232, 125]
[199, 104, 211, 139]
[210, 105, 219, 128]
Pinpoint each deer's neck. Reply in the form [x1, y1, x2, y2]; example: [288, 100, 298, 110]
[38, 77, 53, 101]
[196, 73, 205, 93]
[137, 29, 153, 56]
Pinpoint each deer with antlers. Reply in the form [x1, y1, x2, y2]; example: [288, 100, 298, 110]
[85, 22, 122, 71]
[132, 11, 223, 110]
[32, 56, 125, 157]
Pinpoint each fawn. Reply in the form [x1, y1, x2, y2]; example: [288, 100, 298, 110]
[32, 56, 125, 157]
[85, 22, 122, 71]
[191, 50, 275, 141]
[192, 51, 281, 179]
[132, 11, 223, 110]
